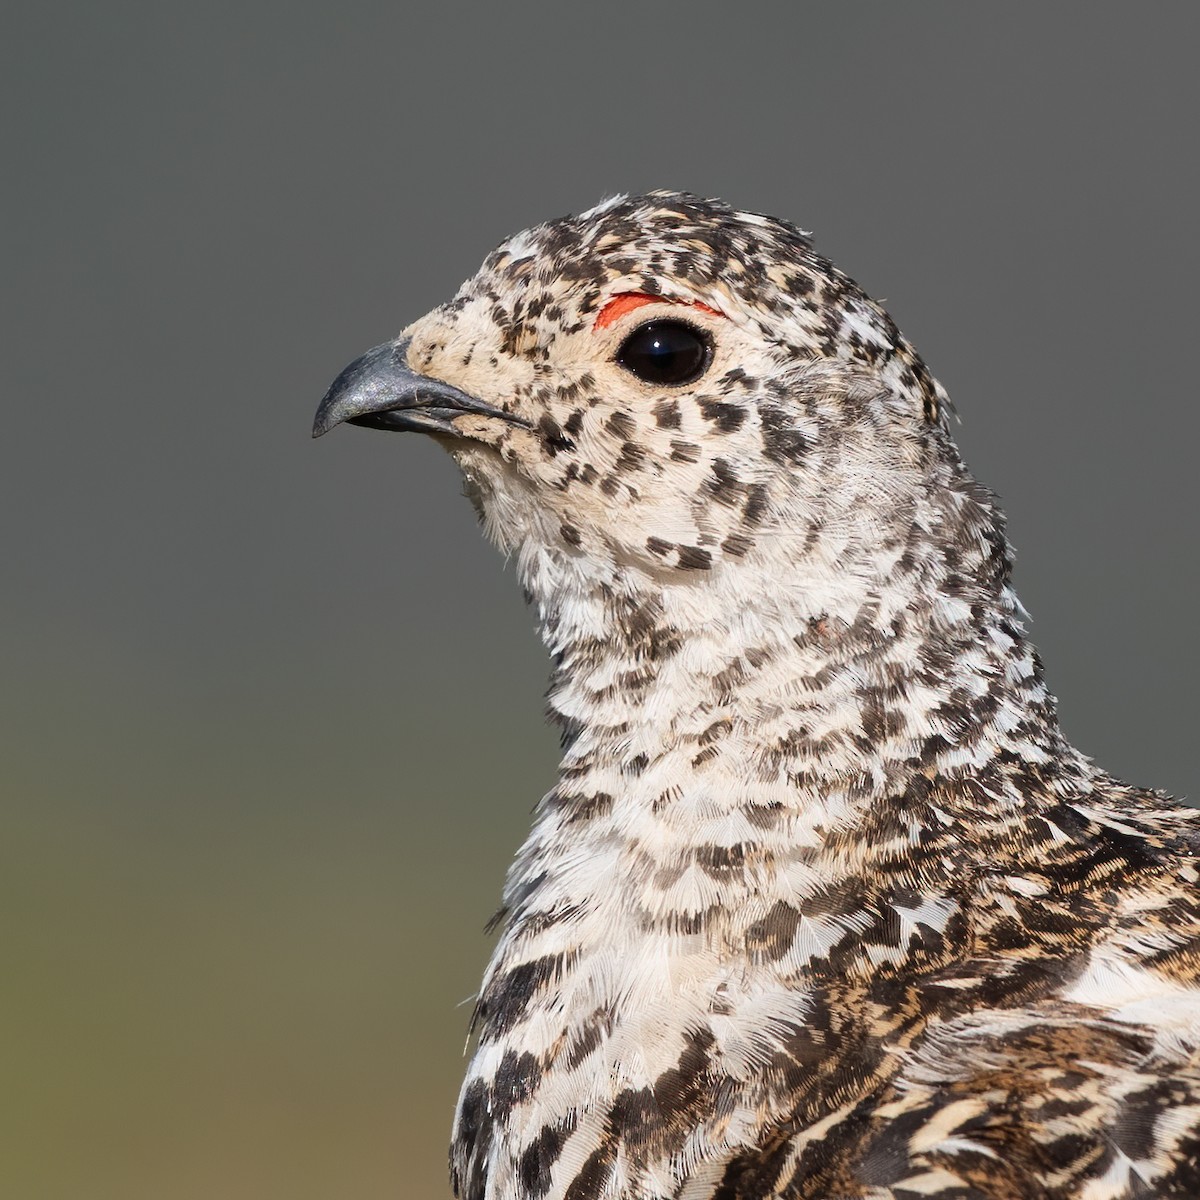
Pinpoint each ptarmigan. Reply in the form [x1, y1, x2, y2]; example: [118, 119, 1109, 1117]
[314, 193, 1200, 1200]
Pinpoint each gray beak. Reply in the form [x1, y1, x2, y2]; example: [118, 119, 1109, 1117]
[312, 337, 528, 438]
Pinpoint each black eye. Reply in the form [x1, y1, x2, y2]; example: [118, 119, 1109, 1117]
[616, 319, 712, 386]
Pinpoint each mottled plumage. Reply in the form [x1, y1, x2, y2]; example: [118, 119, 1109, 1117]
[315, 192, 1200, 1199]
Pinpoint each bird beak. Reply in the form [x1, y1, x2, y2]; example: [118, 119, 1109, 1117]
[312, 337, 528, 438]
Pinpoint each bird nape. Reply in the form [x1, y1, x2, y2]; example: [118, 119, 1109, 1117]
[314, 192, 1200, 1200]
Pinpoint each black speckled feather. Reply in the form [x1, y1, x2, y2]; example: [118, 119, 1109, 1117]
[317, 192, 1200, 1200]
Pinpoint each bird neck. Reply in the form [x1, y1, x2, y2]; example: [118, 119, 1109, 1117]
[477, 535, 1096, 958]
[530, 548, 1076, 830]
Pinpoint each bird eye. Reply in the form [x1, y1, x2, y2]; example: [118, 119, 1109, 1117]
[616, 319, 712, 386]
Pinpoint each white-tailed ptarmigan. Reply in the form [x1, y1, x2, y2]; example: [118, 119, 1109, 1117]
[314, 192, 1200, 1200]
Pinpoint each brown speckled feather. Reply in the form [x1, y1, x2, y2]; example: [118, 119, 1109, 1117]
[316, 192, 1200, 1199]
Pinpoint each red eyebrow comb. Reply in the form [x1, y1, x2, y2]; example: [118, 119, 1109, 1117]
[593, 291, 724, 331]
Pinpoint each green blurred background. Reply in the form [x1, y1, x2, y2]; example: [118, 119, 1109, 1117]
[4, 4, 1198, 1197]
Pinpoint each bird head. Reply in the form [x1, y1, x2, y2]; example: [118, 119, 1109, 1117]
[316, 192, 1001, 644]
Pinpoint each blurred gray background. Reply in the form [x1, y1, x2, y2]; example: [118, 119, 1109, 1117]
[4, 4, 1197, 1197]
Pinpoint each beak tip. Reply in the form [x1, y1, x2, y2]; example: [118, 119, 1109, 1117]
[311, 408, 333, 438]
[313, 341, 406, 440]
